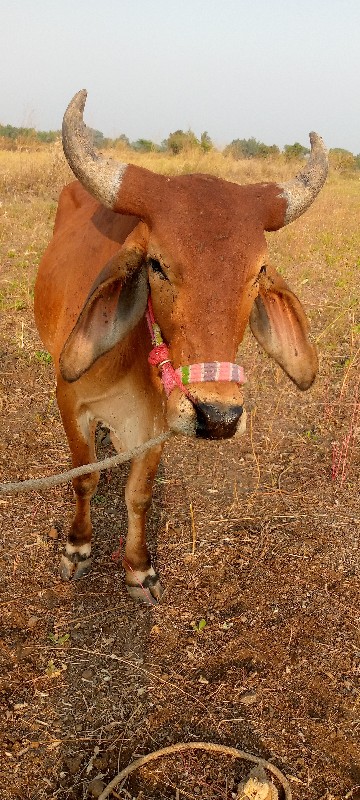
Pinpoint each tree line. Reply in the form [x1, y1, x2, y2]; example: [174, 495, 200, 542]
[0, 122, 359, 168]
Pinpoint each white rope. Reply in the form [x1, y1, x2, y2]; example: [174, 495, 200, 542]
[98, 741, 292, 800]
[0, 431, 173, 496]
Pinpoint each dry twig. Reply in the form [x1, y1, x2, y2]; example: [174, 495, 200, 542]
[97, 741, 291, 800]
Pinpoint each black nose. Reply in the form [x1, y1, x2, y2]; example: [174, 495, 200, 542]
[194, 401, 243, 440]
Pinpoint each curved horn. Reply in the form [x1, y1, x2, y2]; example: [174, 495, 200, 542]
[278, 132, 328, 225]
[62, 90, 128, 210]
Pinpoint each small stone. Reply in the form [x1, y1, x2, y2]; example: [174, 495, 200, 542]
[15, 645, 32, 661]
[48, 526, 59, 540]
[27, 616, 39, 629]
[239, 691, 258, 705]
[150, 624, 161, 635]
[82, 669, 94, 680]
[42, 589, 58, 608]
[71, 629, 84, 642]
[237, 767, 278, 800]
[94, 754, 109, 771]
[87, 778, 106, 797]
[66, 754, 83, 775]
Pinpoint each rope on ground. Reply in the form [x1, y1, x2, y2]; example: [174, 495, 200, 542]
[98, 740, 292, 800]
[0, 431, 173, 496]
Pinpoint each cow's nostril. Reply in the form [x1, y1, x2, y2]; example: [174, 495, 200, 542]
[194, 402, 243, 440]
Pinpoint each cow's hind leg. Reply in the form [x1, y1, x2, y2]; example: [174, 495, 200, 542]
[57, 382, 99, 580]
[124, 444, 163, 604]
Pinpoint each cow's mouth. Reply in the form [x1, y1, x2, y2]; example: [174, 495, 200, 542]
[166, 388, 247, 440]
[194, 401, 244, 439]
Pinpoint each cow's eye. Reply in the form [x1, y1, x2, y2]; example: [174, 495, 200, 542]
[148, 258, 169, 281]
[259, 264, 266, 275]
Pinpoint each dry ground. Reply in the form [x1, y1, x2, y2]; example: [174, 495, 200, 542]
[0, 149, 359, 800]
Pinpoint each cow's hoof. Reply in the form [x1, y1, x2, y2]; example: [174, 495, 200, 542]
[73, 557, 92, 580]
[60, 554, 74, 580]
[126, 569, 163, 605]
[60, 545, 92, 581]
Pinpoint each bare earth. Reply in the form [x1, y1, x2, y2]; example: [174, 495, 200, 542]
[0, 161, 359, 799]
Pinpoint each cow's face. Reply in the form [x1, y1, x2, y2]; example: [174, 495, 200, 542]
[145, 181, 319, 437]
[144, 176, 268, 437]
[59, 91, 327, 440]
[147, 176, 267, 359]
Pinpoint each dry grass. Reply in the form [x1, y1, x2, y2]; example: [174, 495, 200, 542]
[108, 145, 301, 184]
[0, 145, 72, 198]
[1, 142, 356, 198]
[0, 145, 359, 800]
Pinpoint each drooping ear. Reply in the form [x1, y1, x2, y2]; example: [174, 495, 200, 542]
[60, 245, 148, 382]
[249, 264, 318, 390]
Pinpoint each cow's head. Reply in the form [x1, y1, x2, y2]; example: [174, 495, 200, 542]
[60, 90, 328, 440]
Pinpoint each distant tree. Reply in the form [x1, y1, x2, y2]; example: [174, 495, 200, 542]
[329, 147, 356, 172]
[283, 142, 309, 160]
[165, 129, 200, 154]
[165, 130, 183, 154]
[257, 143, 280, 158]
[131, 138, 158, 153]
[88, 128, 111, 149]
[0, 123, 59, 150]
[0, 124, 40, 150]
[113, 133, 130, 149]
[0, 123, 17, 140]
[0, 123, 36, 141]
[224, 137, 278, 159]
[37, 130, 60, 143]
[200, 131, 213, 153]
[224, 138, 255, 159]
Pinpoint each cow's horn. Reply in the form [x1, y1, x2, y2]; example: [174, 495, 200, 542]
[278, 132, 328, 225]
[62, 90, 128, 210]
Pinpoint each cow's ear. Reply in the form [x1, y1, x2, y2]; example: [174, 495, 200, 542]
[60, 249, 148, 382]
[249, 264, 318, 390]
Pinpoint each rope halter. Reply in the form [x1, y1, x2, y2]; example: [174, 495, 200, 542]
[145, 297, 246, 398]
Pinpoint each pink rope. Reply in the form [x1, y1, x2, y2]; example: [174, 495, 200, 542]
[148, 343, 189, 397]
[145, 297, 246, 397]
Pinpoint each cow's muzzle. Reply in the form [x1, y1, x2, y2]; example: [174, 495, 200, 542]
[194, 400, 244, 439]
[166, 387, 247, 440]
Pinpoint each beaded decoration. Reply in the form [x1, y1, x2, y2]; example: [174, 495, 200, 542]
[145, 297, 246, 398]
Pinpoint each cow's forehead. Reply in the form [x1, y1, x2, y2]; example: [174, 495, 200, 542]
[146, 175, 269, 277]
[148, 230, 268, 281]
[151, 173, 270, 217]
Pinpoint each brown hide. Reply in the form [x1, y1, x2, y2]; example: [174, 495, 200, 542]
[35, 174, 318, 399]
[145, 174, 276, 368]
[35, 183, 139, 364]
[33, 95, 327, 599]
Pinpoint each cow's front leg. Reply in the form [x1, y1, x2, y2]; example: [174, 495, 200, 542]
[60, 466, 99, 581]
[124, 444, 163, 604]
[57, 382, 99, 580]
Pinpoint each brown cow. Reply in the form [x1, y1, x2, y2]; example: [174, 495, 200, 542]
[34, 90, 328, 603]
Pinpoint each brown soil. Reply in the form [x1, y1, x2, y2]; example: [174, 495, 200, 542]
[0, 179, 359, 800]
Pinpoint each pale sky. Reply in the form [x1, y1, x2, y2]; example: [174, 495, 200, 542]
[1, 0, 359, 152]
